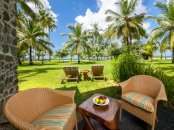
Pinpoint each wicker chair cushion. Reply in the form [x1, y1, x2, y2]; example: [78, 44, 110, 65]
[122, 92, 154, 112]
[32, 104, 75, 130]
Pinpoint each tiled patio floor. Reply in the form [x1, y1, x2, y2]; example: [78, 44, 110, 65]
[78, 104, 174, 130]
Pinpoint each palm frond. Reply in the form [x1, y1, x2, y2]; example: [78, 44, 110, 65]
[169, 30, 174, 48]
[27, 0, 43, 8]
[17, 0, 36, 18]
[128, 0, 139, 14]
[149, 27, 167, 42]
[105, 9, 122, 18]
[155, 1, 170, 19]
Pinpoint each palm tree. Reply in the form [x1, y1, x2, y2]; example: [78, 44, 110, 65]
[89, 24, 108, 60]
[17, 41, 29, 65]
[17, 18, 52, 65]
[17, 0, 55, 65]
[89, 23, 102, 47]
[142, 43, 158, 62]
[61, 23, 92, 64]
[156, 41, 167, 60]
[105, 0, 147, 53]
[38, 9, 57, 62]
[38, 9, 57, 37]
[148, 0, 174, 63]
[108, 43, 121, 59]
[93, 34, 106, 61]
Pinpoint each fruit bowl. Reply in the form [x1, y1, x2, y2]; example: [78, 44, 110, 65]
[93, 95, 109, 106]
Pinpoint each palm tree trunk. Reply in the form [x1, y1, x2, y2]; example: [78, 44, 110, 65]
[49, 29, 51, 62]
[78, 53, 80, 64]
[126, 37, 130, 54]
[42, 52, 44, 65]
[42, 57, 44, 64]
[18, 57, 22, 65]
[29, 46, 33, 65]
[49, 55, 51, 62]
[150, 57, 152, 62]
[161, 53, 163, 60]
[172, 47, 174, 64]
[129, 35, 132, 53]
[165, 51, 167, 59]
[34, 49, 36, 62]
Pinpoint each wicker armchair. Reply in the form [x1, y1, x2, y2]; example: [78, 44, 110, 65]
[91, 65, 106, 81]
[62, 66, 80, 83]
[118, 75, 167, 130]
[3, 88, 78, 130]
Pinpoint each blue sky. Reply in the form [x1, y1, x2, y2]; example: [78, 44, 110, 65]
[46, 0, 171, 56]
[49, 0, 98, 49]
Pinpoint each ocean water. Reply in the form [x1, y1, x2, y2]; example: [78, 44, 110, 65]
[166, 56, 172, 58]
[166, 56, 172, 59]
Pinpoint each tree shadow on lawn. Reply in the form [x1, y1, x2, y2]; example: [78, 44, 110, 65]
[70, 61, 97, 65]
[18, 67, 62, 79]
[18, 79, 27, 83]
[18, 62, 60, 67]
[150, 61, 173, 65]
[56, 61, 72, 63]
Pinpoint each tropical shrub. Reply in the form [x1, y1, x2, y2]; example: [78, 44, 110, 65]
[54, 49, 69, 61]
[112, 54, 141, 82]
[113, 54, 174, 107]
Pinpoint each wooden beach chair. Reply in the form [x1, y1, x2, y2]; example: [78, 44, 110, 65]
[91, 65, 106, 81]
[62, 66, 80, 83]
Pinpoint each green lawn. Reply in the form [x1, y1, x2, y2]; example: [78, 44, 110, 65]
[144, 59, 174, 78]
[18, 59, 174, 107]
[18, 60, 121, 107]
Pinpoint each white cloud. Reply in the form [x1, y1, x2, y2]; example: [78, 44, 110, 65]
[143, 22, 151, 35]
[75, 0, 148, 30]
[75, 0, 117, 30]
[143, 22, 150, 30]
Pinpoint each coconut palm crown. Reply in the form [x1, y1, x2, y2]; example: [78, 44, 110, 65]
[61, 23, 92, 64]
[105, 0, 147, 53]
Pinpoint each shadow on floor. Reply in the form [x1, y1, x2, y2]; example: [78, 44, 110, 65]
[77, 104, 174, 130]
